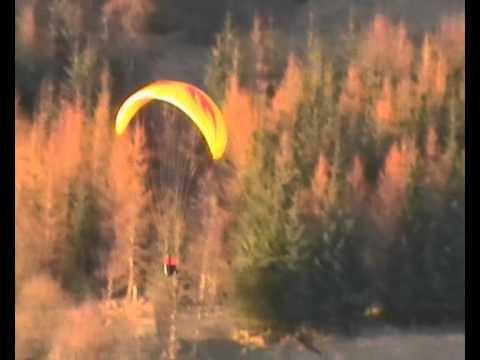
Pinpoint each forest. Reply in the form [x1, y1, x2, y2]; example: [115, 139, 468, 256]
[15, 1, 464, 359]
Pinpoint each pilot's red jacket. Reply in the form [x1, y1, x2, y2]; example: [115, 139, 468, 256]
[163, 256, 177, 266]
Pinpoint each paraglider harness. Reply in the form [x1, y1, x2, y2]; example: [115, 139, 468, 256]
[163, 255, 178, 276]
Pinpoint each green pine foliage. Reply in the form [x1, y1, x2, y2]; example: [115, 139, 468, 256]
[204, 13, 239, 105]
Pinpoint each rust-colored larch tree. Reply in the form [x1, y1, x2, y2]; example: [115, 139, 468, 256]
[348, 154, 369, 207]
[16, 3, 36, 55]
[374, 76, 394, 131]
[55, 99, 85, 180]
[103, 0, 154, 42]
[417, 35, 449, 107]
[16, 97, 86, 285]
[272, 53, 303, 123]
[109, 124, 150, 302]
[309, 154, 330, 217]
[359, 16, 413, 76]
[358, 15, 391, 75]
[437, 14, 465, 72]
[16, 106, 48, 289]
[339, 63, 365, 120]
[375, 137, 417, 235]
[222, 73, 258, 172]
[88, 68, 116, 295]
[90, 68, 113, 189]
[45, 99, 86, 278]
[391, 22, 413, 77]
[394, 77, 418, 124]
[425, 126, 440, 162]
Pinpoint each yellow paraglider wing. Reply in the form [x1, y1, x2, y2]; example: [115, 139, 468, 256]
[115, 80, 227, 160]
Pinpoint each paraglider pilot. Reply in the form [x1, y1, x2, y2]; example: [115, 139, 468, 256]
[163, 255, 178, 276]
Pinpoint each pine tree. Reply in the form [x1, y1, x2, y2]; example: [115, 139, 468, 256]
[204, 12, 239, 104]
[304, 14, 324, 101]
[348, 155, 369, 207]
[384, 151, 464, 323]
[231, 125, 305, 330]
[64, 42, 101, 115]
[16, 117, 51, 290]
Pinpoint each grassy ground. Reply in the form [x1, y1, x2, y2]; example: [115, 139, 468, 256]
[142, 302, 464, 360]
[181, 327, 465, 360]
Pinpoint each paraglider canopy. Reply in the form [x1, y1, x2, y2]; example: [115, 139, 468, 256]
[114, 80, 227, 160]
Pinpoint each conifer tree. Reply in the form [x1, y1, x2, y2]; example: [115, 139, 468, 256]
[204, 12, 239, 104]
[109, 124, 151, 302]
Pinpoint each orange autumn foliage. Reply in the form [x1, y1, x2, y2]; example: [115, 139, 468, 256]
[110, 125, 149, 237]
[49, 301, 138, 358]
[16, 119, 45, 197]
[16, 125, 52, 282]
[272, 54, 303, 121]
[426, 126, 440, 161]
[339, 64, 364, 118]
[359, 15, 413, 77]
[53, 303, 108, 354]
[52, 100, 85, 180]
[222, 74, 258, 171]
[91, 69, 112, 179]
[17, 3, 36, 53]
[417, 35, 449, 106]
[433, 52, 448, 101]
[375, 77, 394, 127]
[41, 100, 86, 273]
[16, 274, 72, 359]
[375, 74, 418, 130]
[394, 77, 418, 122]
[437, 14, 465, 71]
[15, 96, 31, 198]
[392, 22, 413, 76]
[376, 138, 416, 231]
[310, 154, 330, 216]
[42, 133, 70, 257]
[108, 124, 150, 297]
[418, 35, 434, 94]
[348, 155, 368, 205]
[16, 99, 87, 282]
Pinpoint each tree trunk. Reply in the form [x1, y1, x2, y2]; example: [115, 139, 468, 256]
[192, 270, 206, 357]
[168, 277, 178, 360]
[107, 275, 113, 300]
[127, 233, 138, 302]
[132, 284, 138, 303]
[167, 216, 183, 360]
[127, 253, 134, 301]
